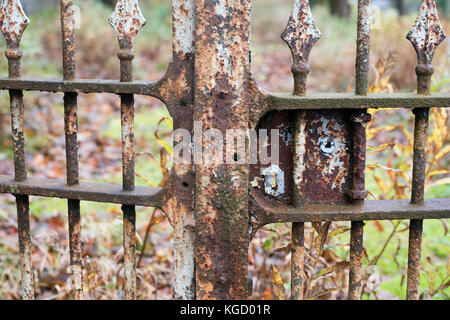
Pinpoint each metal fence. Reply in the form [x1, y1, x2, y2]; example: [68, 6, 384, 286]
[0, 0, 448, 300]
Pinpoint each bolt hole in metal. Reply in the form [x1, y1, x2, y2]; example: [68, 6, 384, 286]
[318, 137, 336, 157]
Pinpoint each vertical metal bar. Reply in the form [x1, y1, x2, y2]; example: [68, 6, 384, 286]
[121, 93, 136, 300]
[406, 0, 446, 300]
[169, 0, 196, 300]
[355, 0, 371, 96]
[0, 0, 33, 300]
[282, 0, 321, 300]
[347, 0, 371, 301]
[407, 108, 429, 299]
[348, 220, 364, 299]
[291, 221, 305, 300]
[61, 0, 82, 299]
[346, 110, 370, 301]
[194, 0, 251, 299]
[109, 0, 146, 300]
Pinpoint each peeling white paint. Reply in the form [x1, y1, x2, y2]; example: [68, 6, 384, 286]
[109, 0, 146, 43]
[173, 0, 194, 54]
[293, 113, 306, 186]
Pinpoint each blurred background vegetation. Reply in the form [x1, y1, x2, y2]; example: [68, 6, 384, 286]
[0, 0, 448, 300]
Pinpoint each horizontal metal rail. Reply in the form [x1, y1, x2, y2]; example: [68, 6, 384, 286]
[250, 195, 450, 226]
[0, 175, 165, 207]
[266, 92, 450, 110]
[0, 78, 448, 111]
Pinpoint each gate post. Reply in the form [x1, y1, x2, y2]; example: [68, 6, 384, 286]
[193, 0, 251, 299]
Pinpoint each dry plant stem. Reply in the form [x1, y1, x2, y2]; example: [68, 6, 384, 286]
[348, 0, 372, 300]
[137, 207, 158, 268]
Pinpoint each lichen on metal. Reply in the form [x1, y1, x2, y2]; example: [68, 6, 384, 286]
[109, 0, 147, 49]
[407, 0, 446, 65]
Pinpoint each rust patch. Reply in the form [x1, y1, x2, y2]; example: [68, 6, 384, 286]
[406, 219, 423, 300]
[355, 0, 371, 96]
[250, 111, 294, 204]
[345, 110, 371, 201]
[194, 0, 251, 300]
[61, 1, 82, 299]
[295, 110, 351, 204]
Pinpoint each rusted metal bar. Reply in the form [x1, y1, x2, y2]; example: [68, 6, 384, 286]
[282, 0, 321, 300]
[0, 0, 34, 300]
[406, 107, 429, 300]
[0, 175, 165, 206]
[61, 0, 82, 299]
[347, 110, 371, 300]
[109, 0, 146, 300]
[121, 94, 136, 300]
[406, 0, 446, 300]
[249, 196, 450, 228]
[348, 0, 371, 300]
[194, 0, 250, 299]
[0, 78, 161, 97]
[346, 110, 371, 301]
[163, 0, 196, 300]
[291, 222, 305, 300]
[348, 220, 364, 299]
[249, 92, 450, 126]
[16, 194, 33, 299]
[264, 92, 450, 110]
[406, 219, 423, 299]
[411, 108, 430, 204]
[0, 78, 448, 110]
[355, 0, 371, 96]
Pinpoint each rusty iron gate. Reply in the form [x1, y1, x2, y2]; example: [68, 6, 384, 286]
[0, 0, 449, 300]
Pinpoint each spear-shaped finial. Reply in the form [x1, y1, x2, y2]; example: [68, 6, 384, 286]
[407, 0, 446, 94]
[282, 0, 321, 96]
[109, 0, 146, 82]
[0, 0, 30, 77]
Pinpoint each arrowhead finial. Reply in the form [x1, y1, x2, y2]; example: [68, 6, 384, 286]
[407, 0, 446, 94]
[281, 0, 321, 95]
[407, 0, 446, 65]
[0, 0, 30, 48]
[109, 0, 146, 50]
